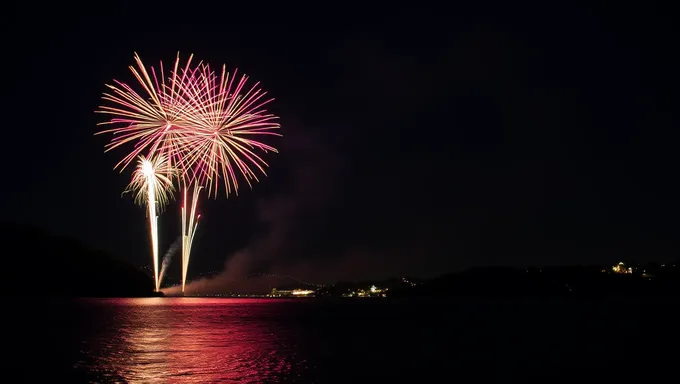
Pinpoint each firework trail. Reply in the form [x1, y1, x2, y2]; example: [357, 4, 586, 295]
[125, 154, 176, 292]
[96, 53, 280, 294]
[95, 52, 203, 172]
[181, 184, 202, 293]
[158, 236, 181, 287]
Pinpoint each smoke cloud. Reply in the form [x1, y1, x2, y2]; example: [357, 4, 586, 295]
[158, 236, 181, 287]
[163, 127, 348, 295]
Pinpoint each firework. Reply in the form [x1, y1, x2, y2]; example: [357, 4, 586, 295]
[97, 53, 280, 294]
[97, 52, 200, 293]
[125, 154, 176, 291]
[178, 62, 281, 198]
[173, 63, 281, 292]
[95, 52, 203, 172]
[181, 184, 202, 293]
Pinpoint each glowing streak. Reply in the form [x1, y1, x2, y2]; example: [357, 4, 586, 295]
[149, 180, 159, 291]
[125, 155, 176, 292]
[181, 183, 202, 293]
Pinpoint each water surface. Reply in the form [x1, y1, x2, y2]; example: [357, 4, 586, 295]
[7, 297, 677, 381]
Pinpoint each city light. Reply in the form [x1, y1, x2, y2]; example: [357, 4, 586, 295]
[291, 289, 315, 296]
[612, 262, 632, 274]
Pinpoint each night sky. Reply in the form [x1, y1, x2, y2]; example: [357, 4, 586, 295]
[4, 2, 679, 284]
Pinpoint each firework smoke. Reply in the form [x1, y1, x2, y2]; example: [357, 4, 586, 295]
[181, 184, 202, 293]
[159, 236, 181, 287]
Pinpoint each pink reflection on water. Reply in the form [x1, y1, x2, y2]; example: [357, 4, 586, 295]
[79, 298, 307, 383]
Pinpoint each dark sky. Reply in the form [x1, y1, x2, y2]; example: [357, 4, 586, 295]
[4, 2, 679, 285]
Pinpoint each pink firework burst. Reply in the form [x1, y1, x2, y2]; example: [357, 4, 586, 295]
[96, 53, 281, 197]
[95, 52, 203, 172]
[176, 62, 281, 198]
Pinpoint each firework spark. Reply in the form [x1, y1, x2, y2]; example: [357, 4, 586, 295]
[126, 154, 176, 208]
[125, 154, 176, 292]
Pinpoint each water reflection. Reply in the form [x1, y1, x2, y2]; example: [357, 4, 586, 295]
[76, 298, 308, 383]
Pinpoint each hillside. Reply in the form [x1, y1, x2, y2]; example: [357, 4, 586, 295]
[0, 222, 155, 297]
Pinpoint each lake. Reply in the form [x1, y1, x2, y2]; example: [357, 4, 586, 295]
[5, 297, 677, 382]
